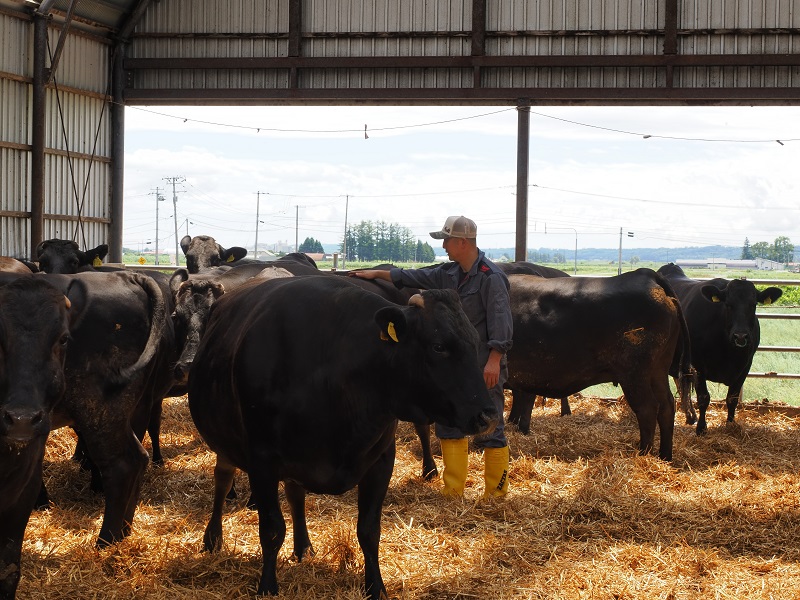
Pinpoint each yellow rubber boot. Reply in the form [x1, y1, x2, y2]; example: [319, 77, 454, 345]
[440, 438, 469, 497]
[483, 446, 510, 498]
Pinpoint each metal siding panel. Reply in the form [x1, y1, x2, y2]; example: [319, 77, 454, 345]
[45, 90, 110, 157]
[48, 31, 109, 94]
[0, 12, 31, 76]
[0, 78, 29, 145]
[135, 0, 285, 35]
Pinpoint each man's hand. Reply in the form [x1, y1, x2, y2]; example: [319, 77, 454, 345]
[484, 349, 502, 389]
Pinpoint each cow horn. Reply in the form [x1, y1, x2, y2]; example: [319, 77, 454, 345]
[408, 294, 425, 308]
[64, 295, 71, 309]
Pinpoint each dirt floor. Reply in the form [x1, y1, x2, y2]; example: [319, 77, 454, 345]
[18, 393, 800, 599]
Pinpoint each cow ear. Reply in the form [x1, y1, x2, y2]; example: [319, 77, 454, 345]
[64, 279, 89, 330]
[700, 285, 724, 303]
[374, 306, 407, 343]
[222, 246, 248, 263]
[83, 244, 108, 267]
[757, 286, 783, 305]
[180, 235, 192, 254]
[35, 240, 48, 258]
[169, 268, 190, 296]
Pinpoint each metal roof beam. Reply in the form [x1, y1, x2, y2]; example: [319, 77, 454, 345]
[124, 54, 800, 70]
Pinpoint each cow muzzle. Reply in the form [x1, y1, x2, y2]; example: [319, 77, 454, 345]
[732, 333, 749, 348]
[1, 405, 48, 444]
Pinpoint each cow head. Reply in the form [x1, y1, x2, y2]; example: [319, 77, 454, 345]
[700, 280, 782, 348]
[375, 288, 498, 436]
[169, 269, 226, 385]
[36, 239, 108, 273]
[0, 277, 86, 447]
[180, 235, 248, 274]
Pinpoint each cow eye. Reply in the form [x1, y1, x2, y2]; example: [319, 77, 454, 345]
[432, 343, 446, 354]
[59, 333, 70, 347]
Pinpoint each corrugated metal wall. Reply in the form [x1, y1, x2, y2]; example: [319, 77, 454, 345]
[125, 0, 799, 103]
[0, 10, 112, 258]
[0, 12, 31, 257]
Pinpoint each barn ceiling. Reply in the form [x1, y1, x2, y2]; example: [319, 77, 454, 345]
[9, 0, 147, 39]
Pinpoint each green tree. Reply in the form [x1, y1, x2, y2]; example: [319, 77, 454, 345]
[741, 237, 753, 260]
[751, 241, 770, 259]
[416, 240, 435, 263]
[773, 236, 794, 263]
[298, 237, 324, 253]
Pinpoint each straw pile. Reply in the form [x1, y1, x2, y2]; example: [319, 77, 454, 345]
[18, 392, 800, 599]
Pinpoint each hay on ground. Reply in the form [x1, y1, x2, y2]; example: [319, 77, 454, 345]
[18, 393, 800, 599]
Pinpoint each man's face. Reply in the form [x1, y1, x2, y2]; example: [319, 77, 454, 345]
[443, 237, 465, 261]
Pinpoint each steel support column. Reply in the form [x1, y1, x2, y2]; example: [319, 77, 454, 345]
[30, 13, 48, 257]
[109, 43, 125, 262]
[514, 102, 530, 261]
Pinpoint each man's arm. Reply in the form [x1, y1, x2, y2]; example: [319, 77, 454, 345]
[349, 269, 392, 282]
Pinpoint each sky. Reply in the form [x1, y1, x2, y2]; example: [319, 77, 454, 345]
[121, 104, 800, 256]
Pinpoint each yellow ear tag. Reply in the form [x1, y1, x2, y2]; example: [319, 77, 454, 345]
[92, 256, 102, 267]
[763, 297, 772, 305]
[387, 322, 398, 343]
[711, 296, 720, 303]
[226, 255, 235, 262]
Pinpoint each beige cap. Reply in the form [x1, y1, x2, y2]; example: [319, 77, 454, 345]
[430, 215, 477, 239]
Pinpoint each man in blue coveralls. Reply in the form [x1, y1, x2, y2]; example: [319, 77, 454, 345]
[352, 215, 513, 498]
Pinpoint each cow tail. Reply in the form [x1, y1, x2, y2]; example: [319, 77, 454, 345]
[656, 272, 697, 425]
[111, 272, 168, 386]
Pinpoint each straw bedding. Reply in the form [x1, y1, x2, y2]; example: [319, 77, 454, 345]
[18, 393, 800, 599]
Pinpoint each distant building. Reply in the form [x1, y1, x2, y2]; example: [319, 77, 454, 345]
[675, 258, 784, 270]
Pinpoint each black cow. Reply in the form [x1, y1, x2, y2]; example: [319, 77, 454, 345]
[0, 277, 85, 599]
[657, 263, 783, 434]
[189, 277, 497, 599]
[497, 262, 573, 416]
[178, 234, 299, 273]
[505, 269, 692, 461]
[498, 261, 570, 278]
[0, 271, 171, 547]
[171, 259, 440, 482]
[35, 239, 108, 273]
[25, 241, 178, 473]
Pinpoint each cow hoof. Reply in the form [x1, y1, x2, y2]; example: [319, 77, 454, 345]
[422, 466, 438, 481]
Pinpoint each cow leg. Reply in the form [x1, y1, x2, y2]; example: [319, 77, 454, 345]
[560, 397, 572, 416]
[621, 384, 658, 457]
[507, 389, 535, 434]
[725, 382, 745, 424]
[147, 399, 164, 466]
[0, 470, 42, 599]
[0, 508, 27, 600]
[695, 377, 712, 436]
[284, 481, 314, 561]
[131, 395, 163, 467]
[654, 378, 676, 462]
[87, 429, 149, 547]
[357, 443, 394, 600]
[203, 456, 236, 552]
[248, 467, 285, 596]
[413, 420, 437, 480]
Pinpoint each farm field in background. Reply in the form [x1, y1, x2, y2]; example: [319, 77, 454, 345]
[127, 256, 800, 406]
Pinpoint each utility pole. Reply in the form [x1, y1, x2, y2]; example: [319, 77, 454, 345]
[151, 187, 165, 265]
[295, 205, 299, 253]
[342, 194, 349, 269]
[255, 191, 265, 259]
[164, 176, 185, 265]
